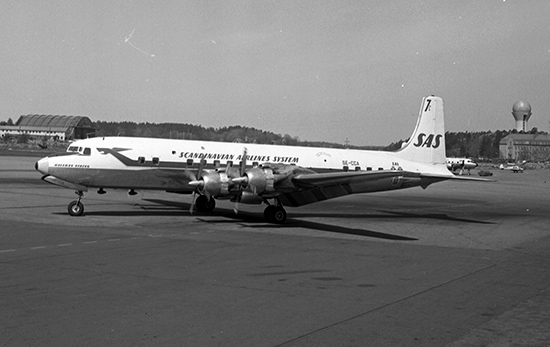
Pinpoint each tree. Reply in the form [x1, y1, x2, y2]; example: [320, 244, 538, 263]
[2, 133, 12, 143]
[17, 133, 29, 144]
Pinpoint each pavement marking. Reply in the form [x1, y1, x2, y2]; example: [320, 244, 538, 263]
[0, 234, 188, 254]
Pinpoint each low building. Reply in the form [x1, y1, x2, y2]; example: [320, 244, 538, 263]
[499, 133, 550, 161]
[0, 115, 95, 142]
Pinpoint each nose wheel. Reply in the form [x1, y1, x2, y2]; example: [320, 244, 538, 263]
[68, 191, 84, 216]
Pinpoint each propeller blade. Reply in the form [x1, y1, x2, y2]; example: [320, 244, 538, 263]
[190, 191, 196, 214]
[240, 147, 247, 176]
[190, 159, 207, 214]
[233, 198, 239, 215]
[234, 147, 248, 215]
[197, 159, 206, 179]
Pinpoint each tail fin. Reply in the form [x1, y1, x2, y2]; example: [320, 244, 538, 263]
[396, 96, 446, 166]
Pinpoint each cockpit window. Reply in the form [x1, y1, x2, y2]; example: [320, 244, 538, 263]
[67, 146, 79, 152]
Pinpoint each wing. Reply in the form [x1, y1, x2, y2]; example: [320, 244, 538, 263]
[277, 169, 493, 207]
[278, 170, 424, 207]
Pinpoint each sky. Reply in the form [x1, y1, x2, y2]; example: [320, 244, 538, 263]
[1, 0, 549, 146]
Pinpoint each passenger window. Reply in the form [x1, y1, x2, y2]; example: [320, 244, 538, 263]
[83, 148, 91, 156]
[366, 167, 372, 171]
[186, 159, 194, 166]
[378, 167, 384, 171]
[343, 166, 349, 172]
[152, 157, 159, 165]
[355, 166, 361, 171]
[138, 156, 145, 164]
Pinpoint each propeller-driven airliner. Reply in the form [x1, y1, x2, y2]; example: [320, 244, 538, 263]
[35, 96, 487, 223]
[446, 157, 478, 175]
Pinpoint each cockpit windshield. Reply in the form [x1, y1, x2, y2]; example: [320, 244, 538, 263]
[66, 144, 91, 156]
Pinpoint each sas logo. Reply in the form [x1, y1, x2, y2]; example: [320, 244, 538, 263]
[413, 133, 443, 148]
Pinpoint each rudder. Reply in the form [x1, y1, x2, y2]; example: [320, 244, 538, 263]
[396, 96, 446, 165]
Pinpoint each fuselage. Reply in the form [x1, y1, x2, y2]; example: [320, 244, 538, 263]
[446, 158, 478, 171]
[36, 136, 445, 193]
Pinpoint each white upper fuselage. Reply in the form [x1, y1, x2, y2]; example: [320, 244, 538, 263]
[47, 136, 436, 174]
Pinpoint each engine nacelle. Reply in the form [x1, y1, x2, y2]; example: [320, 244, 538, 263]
[242, 167, 275, 194]
[201, 171, 229, 196]
[237, 191, 264, 204]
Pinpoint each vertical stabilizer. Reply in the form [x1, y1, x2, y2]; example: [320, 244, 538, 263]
[396, 96, 446, 166]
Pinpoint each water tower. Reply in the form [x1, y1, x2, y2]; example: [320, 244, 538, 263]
[512, 101, 531, 132]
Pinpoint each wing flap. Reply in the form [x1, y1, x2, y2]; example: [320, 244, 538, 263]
[292, 170, 408, 188]
[420, 173, 495, 182]
[280, 170, 422, 207]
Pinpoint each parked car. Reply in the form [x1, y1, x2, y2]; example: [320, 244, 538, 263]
[478, 170, 493, 176]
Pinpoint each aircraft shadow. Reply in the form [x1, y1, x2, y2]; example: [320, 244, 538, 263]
[141, 199, 418, 241]
[291, 210, 495, 225]
[82, 198, 491, 241]
[81, 199, 417, 241]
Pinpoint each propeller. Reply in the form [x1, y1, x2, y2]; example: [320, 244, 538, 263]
[189, 159, 206, 214]
[233, 147, 247, 214]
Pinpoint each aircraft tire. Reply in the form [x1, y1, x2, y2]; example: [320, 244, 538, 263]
[271, 206, 287, 224]
[196, 195, 216, 212]
[263, 205, 277, 222]
[68, 200, 84, 216]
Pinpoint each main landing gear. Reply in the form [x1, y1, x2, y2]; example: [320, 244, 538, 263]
[194, 195, 216, 213]
[193, 195, 287, 224]
[68, 191, 84, 216]
[263, 199, 287, 224]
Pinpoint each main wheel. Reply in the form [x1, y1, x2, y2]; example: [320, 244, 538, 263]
[263, 205, 277, 222]
[195, 195, 216, 212]
[68, 200, 84, 216]
[270, 206, 287, 224]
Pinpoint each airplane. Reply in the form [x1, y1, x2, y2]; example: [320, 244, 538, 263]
[446, 157, 478, 175]
[499, 161, 525, 173]
[35, 95, 489, 223]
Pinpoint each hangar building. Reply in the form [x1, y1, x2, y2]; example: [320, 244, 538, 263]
[0, 115, 95, 141]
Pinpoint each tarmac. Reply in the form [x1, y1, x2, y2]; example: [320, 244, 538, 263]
[1, 155, 550, 346]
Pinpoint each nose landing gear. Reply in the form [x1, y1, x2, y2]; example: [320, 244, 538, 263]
[68, 191, 84, 216]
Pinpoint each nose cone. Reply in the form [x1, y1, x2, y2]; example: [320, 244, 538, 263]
[35, 158, 49, 175]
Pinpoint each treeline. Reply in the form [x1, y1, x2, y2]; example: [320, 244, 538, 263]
[93, 121, 383, 150]
[387, 128, 547, 159]
[94, 121, 547, 159]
